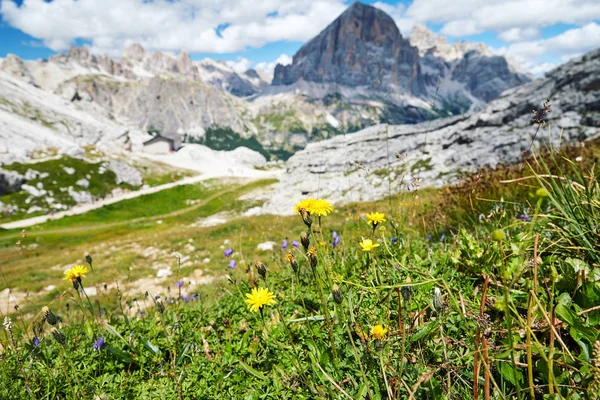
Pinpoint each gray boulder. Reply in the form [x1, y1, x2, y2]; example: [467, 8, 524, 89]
[107, 161, 143, 186]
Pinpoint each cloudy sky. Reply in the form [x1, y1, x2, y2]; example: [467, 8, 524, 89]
[0, 0, 599, 77]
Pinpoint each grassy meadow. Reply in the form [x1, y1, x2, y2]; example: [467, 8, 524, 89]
[1, 136, 600, 399]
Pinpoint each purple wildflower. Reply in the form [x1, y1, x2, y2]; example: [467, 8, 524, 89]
[176, 280, 184, 288]
[282, 240, 288, 249]
[224, 248, 233, 257]
[138, 310, 145, 317]
[518, 214, 532, 222]
[155, 295, 160, 300]
[391, 237, 398, 245]
[478, 214, 484, 222]
[333, 235, 341, 249]
[427, 235, 432, 241]
[192, 293, 199, 301]
[167, 298, 175, 304]
[184, 295, 190, 303]
[33, 336, 39, 348]
[439, 234, 445, 243]
[228, 259, 237, 269]
[93, 337, 105, 351]
[292, 241, 300, 249]
[332, 231, 338, 239]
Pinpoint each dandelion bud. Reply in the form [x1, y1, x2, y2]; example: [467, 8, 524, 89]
[299, 208, 312, 228]
[332, 284, 343, 304]
[42, 306, 60, 326]
[300, 231, 310, 251]
[85, 251, 93, 270]
[285, 252, 299, 273]
[156, 301, 165, 314]
[432, 288, 443, 313]
[307, 247, 318, 269]
[51, 327, 66, 345]
[255, 261, 267, 281]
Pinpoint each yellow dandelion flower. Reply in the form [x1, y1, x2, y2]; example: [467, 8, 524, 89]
[294, 198, 315, 214]
[63, 265, 89, 283]
[245, 287, 276, 312]
[370, 324, 388, 340]
[359, 238, 380, 252]
[285, 252, 295, 263]
[310, 199, 334, 217]
[366, 212, 386, 226]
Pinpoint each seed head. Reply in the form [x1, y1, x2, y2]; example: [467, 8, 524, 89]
[3, 316, 12, 331]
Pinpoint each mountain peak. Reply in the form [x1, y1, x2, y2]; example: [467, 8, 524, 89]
[272, 1, 423, 94]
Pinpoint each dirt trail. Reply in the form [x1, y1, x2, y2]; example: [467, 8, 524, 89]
[0, 170, 277, 231]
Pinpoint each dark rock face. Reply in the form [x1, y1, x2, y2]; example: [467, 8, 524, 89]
[0, 168, 25, 196]
[272, 2, 424, 95]
[452, 51, 531, 102]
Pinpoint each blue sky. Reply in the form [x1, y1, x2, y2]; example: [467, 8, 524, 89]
[0, 0, 599, 76]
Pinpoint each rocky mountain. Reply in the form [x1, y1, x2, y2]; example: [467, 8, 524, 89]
[271, 3, 529, 114]
[0, 2, 532, 160]
[263, 49, 600, 214]
[0, 69, 148, 164]
[409, 24, 531, 103]
[273, 2, 424, 95]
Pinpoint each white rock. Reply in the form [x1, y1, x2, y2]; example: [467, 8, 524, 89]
[76, 178, 90, 188]
[21, 184, 47, 197]
[68, 186, 93, 203]
[44, 285, 56, 291]
[27, 206, 43, 214]
[62, 167, 76, 175]
[156, 268, 172, 278]
[107, 161, 143, 186]
[256, 241, 276, 251]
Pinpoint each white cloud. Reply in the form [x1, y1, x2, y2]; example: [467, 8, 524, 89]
[498, 27, 539, 42]
[499, 23, 600, 75]
[440, 19, 482, 36]
[255, 53, 292, 82]
[225, 57, 252, 74]
[406, 0, 600, 37]
[0, 0, 347, 53]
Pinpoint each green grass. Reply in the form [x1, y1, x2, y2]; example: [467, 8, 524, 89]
[1, 139, 600, 399]
[0, 156, 196, 223]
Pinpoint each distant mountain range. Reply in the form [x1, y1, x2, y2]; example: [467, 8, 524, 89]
[264, 49, 600, 214]
[1, 2, 532, 161]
